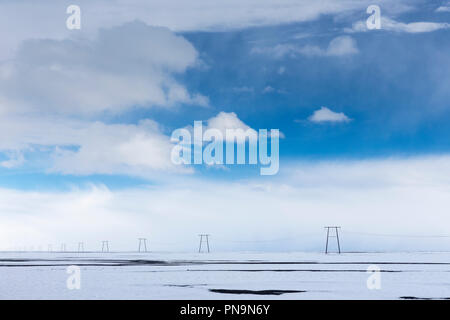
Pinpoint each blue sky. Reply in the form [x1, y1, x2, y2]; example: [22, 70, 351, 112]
[0, 0, 449, 251]
[181, 26, 450, 158]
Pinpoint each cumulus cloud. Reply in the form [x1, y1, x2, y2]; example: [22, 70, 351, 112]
[252, 36, 359, 58]
[50, 120, 183, 175]
[206, 112, 253, 133]
[202, 111, 258, 143]
[0, 21, 208, 116]
[0, 115, 188, 177]
[204, 111, 285, 140]
[307, 107, 351, 123]
[349, 17, 450, 33]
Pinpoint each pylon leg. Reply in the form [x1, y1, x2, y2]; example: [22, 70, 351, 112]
[336, 228, 341, 254]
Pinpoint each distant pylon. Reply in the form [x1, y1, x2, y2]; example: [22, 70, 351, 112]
[60, 243, 66, 252]
[101, 240, 109, 252]
[78, 242, 84, 252]
[47, 244, 52, 252]
[198, 234, 210, 253]
[138, 238, 148, 252]
[324, 226, 341, 254]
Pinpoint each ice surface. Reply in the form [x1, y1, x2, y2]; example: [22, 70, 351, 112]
[0, 251, 449, 299]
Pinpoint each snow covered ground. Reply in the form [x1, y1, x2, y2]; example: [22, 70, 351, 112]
[0, 251, 449, 299]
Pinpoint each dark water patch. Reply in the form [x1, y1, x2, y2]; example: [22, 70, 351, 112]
[165, 284, 192, 288]
[400, 296, 450, 300]
[127, 260, 168, 265]
[188, 269, 401, 272]
[0, 259, 169, 267]
[1, 257, 447, 269]
[0, 263, 134, 267]
[175, 260, 450, 265]
[165, 284, 208, 288]
[209, 289, 305, 295]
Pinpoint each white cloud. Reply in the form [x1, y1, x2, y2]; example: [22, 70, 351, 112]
[300, 36, 359, 56]
[252, 36, 359, 58]
[3, 155, 450, 251]
[262, 86, 275, 93]
[206, 112, 252, 132]
[0, 21, 208, 116]
[436, 6, 450, 12]
[50, 120, 184, 176]
[349, 17, 450, 33]
[0, 115, 188, 177]
[308, 106, 351, 123]
[325, 36, 359, 56]
[436, 2, 450, 12]
[0, 0, 414, 61]
[204, 112, 258, 143]
[205, 111, 285, 140]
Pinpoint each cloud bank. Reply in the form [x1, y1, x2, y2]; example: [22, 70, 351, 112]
[3, 156, 450, 252]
